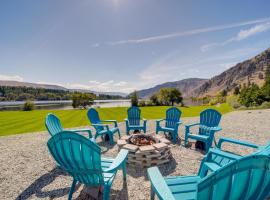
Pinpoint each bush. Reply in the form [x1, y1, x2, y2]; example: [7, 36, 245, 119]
[72, 93, 95, 108]
[22, 101, 35, 111]
[226, 96, 241, 109]
[138, 100, 146, 107]
[259, 101, 270, 109]
[130, 91, 139, 106]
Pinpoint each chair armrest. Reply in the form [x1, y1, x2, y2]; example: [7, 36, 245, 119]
[217, 137, 259, 149]
[103, 149, 128, 173]
[185, 122, 200, 128]
[92, 123, 110, 131]
[207, 148, 241, 160]
[156, 119, 165, 122]
[101, 120, 118, 127]
[200, 125, 222, 132]
[147, 167, 175, 200]
[176, 121, 182, 125]
[70, 128, 93, 138]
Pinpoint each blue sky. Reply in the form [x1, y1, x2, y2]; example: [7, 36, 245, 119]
[1, 0, 270, 93]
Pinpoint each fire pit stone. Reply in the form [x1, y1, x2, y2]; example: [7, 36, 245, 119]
[117, 133, 172, 168]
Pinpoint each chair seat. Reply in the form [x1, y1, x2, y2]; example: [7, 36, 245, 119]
[165, 175, 201, 200]
[187, 133, 209, 141]
[99, 127, 119, 135]
[159, 126, 175, 132]
[128, 125, 144, 129]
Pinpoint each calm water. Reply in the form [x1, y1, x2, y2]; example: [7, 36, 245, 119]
[0, 99, 131, 111]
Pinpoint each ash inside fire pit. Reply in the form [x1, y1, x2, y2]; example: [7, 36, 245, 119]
[128, 134, 157, 146]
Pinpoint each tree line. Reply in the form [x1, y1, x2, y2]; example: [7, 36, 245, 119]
[130, 88, 183, 107]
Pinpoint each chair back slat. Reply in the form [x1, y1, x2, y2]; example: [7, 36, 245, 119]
[199, 109, 221, 135]
[197, 155, 270, 200]
[47, 131, 104, 186]
[165, 107, 181, 128]
[87, 108, 104, 132]
[45, 114, 64, 136]
[128, 107, 141, 126]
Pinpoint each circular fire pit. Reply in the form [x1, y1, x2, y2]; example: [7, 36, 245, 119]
[117, 134, 172, 168]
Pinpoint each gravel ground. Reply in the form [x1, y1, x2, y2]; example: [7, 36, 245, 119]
[0, 109, 269, 200]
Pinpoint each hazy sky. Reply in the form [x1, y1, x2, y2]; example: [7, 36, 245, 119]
[1, 0, 270, 93]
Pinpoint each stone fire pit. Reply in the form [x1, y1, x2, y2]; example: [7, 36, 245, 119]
[117, 134, 172, 168]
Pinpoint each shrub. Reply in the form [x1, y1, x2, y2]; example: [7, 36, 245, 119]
[226, 96, 241, 109]
[259, 101, 270, 109]
[22, 100, 35, 111]
[138, 100, 146, 107]
[130, 91, 139, 106]
[72, 93, 95, 108]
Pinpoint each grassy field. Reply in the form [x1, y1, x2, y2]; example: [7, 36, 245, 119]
[0, 104, 232, 136]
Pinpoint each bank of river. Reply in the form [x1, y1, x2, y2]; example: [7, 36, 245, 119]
[0, 99, 131, 111]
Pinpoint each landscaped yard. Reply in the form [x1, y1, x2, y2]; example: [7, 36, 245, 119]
[0, 104, 232, 136]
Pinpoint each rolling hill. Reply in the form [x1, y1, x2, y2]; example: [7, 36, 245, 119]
[137, 47, 270, 98]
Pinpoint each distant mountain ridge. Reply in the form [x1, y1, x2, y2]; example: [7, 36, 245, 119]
[192, 47, 270, 97]
[138, 78, 208, 98]
[0, 80, 127, 97]
[137, 47, 270, 98]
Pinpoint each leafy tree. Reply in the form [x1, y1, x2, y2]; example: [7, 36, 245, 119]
[150, 93, 159, 105]
[158, 88, 183, 106]
[220, 89, 227, 97]
[233, 86, 240, 95]
[261, 65, 270, 101]
[22, 100, 35, 111]
[72, 93, 95, 108]
[238, 83, 264, 107]
[168, 88, 183, 106]
[130, 91, 139, 106]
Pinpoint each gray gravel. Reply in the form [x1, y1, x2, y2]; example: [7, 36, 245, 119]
[0, 109, 270, 200]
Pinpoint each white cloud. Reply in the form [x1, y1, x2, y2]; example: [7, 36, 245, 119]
[201, 21, 270, 52]
[66, 80, 135, 93]
[108, 17, 270, 46]
[0, 74, 24, 82]
[236, 22, 270, 40]
[91, 43, 100, 48]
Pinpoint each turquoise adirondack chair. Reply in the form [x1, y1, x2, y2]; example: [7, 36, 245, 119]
[87, 108, 120, 145]
[184, 109, 222, 152]
[148, 154, 270, 200]
[45, 113, 92, 138]
[47, 131, 128, 200]
[125, 106, 147, 134]
[198, 137, 270, 177]
[156, 107, 182, 144]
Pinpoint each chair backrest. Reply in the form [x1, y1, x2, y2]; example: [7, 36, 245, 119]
[127, 106, 141, 126]
[87, 108, 104, 132]
[47, 131, 104, 186]
[197, 154, 270, 200]
[165, 107, 182, 128]
[45, 113, 64, 136]
[199, 109, 221, 135]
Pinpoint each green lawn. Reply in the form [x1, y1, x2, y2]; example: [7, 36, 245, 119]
[0, 104, 232, 136]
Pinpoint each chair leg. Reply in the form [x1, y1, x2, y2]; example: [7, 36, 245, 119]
[150, 185, 155, 200]
[172, 132, 177, 144]
[68, 179, 77, 200]
[122, 162, 127, 181]
[184, 133, 188, 146]
[103, 185, 111, 200]
[109, 134, 114, 145]
[118, 129, 121, 138]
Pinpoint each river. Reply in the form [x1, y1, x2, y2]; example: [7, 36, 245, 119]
[0, 99, 131, 111]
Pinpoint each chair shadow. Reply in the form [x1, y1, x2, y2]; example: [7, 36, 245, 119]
[16, 167, 80, 200]
[75, 180, 128, 200]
